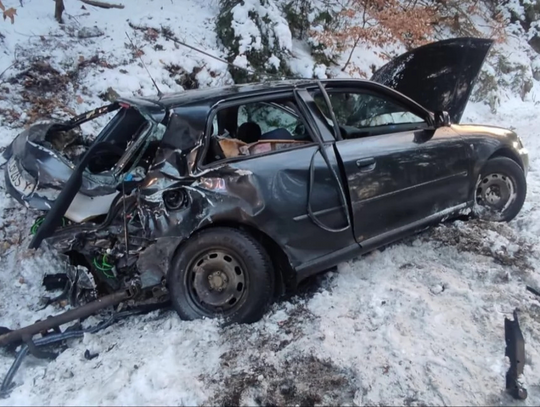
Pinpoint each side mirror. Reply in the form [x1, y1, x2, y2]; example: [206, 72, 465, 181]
[434, 110, 452, 127]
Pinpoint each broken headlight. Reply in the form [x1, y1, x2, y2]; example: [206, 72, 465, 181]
[163, 188, 187, 211]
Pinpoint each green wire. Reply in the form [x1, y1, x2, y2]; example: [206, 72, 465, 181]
[92, 255, 115, 279]
[30, 216, 68, 235]
[30, 217, 45, 235]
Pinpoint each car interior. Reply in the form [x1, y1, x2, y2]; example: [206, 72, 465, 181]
[84, 107, 159, 175]
[203, 98, 314, 165]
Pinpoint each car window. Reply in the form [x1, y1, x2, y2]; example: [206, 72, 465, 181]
[237, 102, 300, 136]
[314, 91, 425, 136]
[114, 121, 152, 173]
[202, 99, 314, 166]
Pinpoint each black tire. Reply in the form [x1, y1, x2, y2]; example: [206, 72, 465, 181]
[474, 157, 526, 222]
[168, 227, 275, 324]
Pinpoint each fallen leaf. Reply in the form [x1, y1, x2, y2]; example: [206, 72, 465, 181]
[0, 0, 4, 12]
[76, 95, 84, 104]
[3, 7, 16, 24]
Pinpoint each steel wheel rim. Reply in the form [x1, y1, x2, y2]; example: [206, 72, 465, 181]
[475, 172, 515, 215]
[185, 248, 248, 316]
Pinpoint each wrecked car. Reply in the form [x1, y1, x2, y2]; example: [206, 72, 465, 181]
[1, 37, 529, 325]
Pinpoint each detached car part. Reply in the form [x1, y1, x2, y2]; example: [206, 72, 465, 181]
[526, 285, 540, 298]
[0, 302, 168, 397]
[0, 287, 135, 348]
[505, 310, 527, 400]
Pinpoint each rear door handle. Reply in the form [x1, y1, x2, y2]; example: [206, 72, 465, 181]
[356, 157, 376, 171]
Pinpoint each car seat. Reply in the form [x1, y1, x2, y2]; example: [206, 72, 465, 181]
[205, 122, 226, 163]
[260, 128, 294, 140]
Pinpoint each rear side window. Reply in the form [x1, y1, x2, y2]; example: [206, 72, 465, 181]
[202, 97, 315, 166]
[84, 108, 157, 175]
[237, 102, 301, 136]
[96, 108, 147, 148]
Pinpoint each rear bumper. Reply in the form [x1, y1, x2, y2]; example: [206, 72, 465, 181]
[4, 155, 118, 223]
[4, 156, 57, 211]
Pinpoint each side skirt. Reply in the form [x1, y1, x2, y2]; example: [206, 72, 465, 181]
[294, 202, 471, 284]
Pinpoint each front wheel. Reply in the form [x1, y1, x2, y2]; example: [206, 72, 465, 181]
[474, 157, 526, 222]
[168, 227, 275, 324]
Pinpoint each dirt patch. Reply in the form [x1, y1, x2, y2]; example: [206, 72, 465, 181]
[163, 63, 200, 90]
[1, 60, 75, 125]
[421, 220, 534, 272]
[14, 61, 70, 94]
[200, 301, 361, 406]
[205, 353, 358, 406]
[9, 55, 119, 125]
[1, 58, 87, 126]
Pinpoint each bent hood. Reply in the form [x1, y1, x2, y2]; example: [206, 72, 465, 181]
[370, 37, 494, 123]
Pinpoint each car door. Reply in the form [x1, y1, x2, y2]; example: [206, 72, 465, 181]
[190, 92, 358, 279]
[311, 86, 472, 247]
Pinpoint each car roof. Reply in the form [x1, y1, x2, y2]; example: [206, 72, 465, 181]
[121, 78, 373, 109]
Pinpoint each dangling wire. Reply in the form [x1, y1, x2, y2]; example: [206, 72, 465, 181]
[125, 31, 163, 97]
[121, 178, 130, 262]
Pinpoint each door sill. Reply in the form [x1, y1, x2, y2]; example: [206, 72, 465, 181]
[359, 202, 470, 253]
[295, 242, 361, 283]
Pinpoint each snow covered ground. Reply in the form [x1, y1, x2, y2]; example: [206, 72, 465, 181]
[1, 0, 540, 405]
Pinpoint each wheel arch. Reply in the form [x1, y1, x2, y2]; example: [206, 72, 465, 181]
[195, 220, 296, 298]
[487, 147, 524, 171]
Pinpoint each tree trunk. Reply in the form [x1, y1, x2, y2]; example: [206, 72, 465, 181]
[54, 0, 65, 23]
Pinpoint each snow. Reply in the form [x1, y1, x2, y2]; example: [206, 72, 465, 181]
[1, 0, 540, 405]
[229, 0, 292, 59]
[233, 54, 250, 69]
[0, 0, 230, 136]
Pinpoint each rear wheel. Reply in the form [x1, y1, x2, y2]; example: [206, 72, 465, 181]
[474, 157, 526, 222]
[168, 227, 275, 324]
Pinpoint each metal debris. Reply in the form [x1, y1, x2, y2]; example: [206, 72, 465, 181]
[504, 310, 528, 400]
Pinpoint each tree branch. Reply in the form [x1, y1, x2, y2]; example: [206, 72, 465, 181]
[80, 0, 124, 9]
[341, 34, 362, 71]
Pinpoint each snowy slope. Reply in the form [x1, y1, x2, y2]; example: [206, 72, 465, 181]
[1, 0, 540, 405]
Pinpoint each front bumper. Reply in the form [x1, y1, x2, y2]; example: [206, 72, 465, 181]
[518, 147, 529, 177]
[513, 135, 529, 176]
